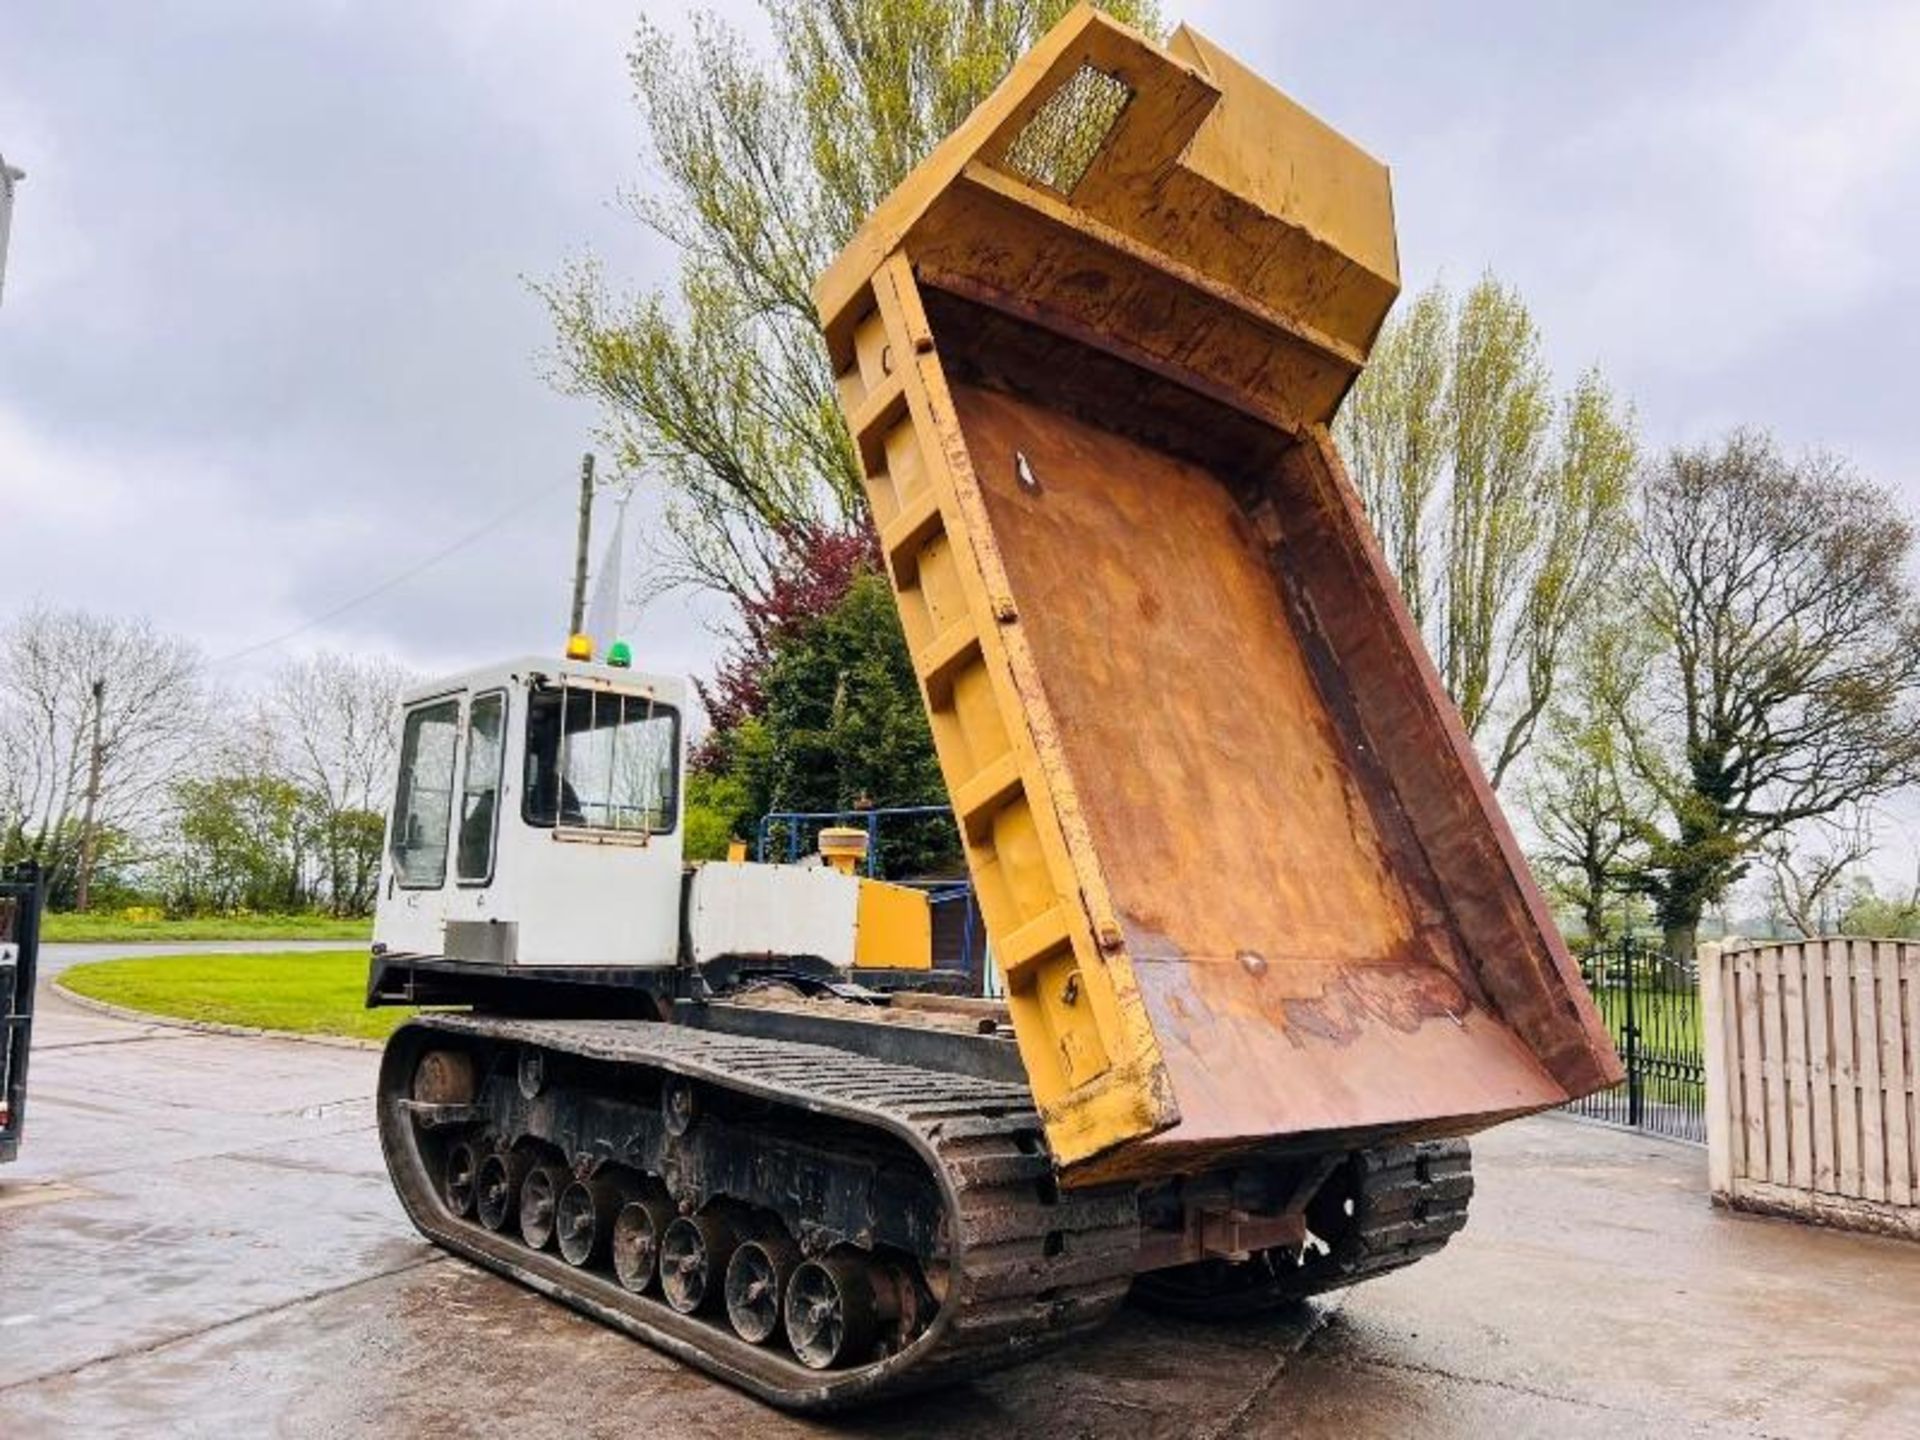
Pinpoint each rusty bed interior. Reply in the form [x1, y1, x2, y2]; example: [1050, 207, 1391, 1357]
[930, 293, 1590, 1155]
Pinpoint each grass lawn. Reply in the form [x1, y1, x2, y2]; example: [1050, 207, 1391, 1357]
[42, 912, 374, 944]
[58, 949, 411, 1042]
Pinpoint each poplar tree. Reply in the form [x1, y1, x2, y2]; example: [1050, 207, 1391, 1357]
[1338, 276, 1637, 787]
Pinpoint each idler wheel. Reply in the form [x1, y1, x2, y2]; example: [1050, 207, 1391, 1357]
[556, 1176, 625, 1268]
[785, 1254, 878, 1370]
[519, 1161, 567, 1250]
[611, 1188, 676, 1294]
[475, 1150, 530, 1233]
[724, 1230, 801, 1344]
[660, 1211, 739, 1315]
[442, 1140, 479, 1218]
[412, 1049, 475, 1105]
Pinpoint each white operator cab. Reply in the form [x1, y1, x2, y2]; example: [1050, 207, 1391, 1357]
[373, 656, 687, 969]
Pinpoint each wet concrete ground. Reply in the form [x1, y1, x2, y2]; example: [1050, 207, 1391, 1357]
[5, 947, 1919, 1438]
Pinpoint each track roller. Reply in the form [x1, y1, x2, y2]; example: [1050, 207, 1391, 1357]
[475, 1148, 530, 1233]
[660, 1210, 739, 1315]
[612, 1184, 677, 1294]
[724, 1229, 801, 1344]
[442, 1140, 478, 1219]
[519, 1160, 567, 1250]
[556, 1175, 626, 1268]
[785, 1253, 878, 1371]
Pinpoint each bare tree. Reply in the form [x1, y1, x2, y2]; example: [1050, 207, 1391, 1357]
[268, 652, 411, 914]
[0, 606, 207, 907]
[1338, 276, 1637, 788]
[1616, 431, 1920, 961]
[1762, 808, 1875, 938]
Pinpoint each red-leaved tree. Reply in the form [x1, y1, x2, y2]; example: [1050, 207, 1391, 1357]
[693, 522, 879, 769]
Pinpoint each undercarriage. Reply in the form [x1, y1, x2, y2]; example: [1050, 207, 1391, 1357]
[378, 1006, 1474, 1410]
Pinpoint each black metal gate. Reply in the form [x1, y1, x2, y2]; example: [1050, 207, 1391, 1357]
[0, 861, 43, 1164]
[1562, 938, 1706, 1144]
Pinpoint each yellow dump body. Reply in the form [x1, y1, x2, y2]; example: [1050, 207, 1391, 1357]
[816, 6, 1622, 1183]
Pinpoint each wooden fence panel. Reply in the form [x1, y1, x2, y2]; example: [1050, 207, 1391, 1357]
[1758, 950, 1789, 1187]
[1878, 942, 1910, 1206]
[1831, 949, 1862, 1199]
[1782, 945, 1813, 1190]
[1855, 941, 1885, 1202]
[1704, 938, 1920, 1242]
[1737, 951, 1767, 1187]
[1907, 957, 1920, 1204]
[1806, 942, 1836, 1194]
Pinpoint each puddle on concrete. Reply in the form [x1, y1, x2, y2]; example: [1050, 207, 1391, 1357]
[0, 1181, 94, 1213]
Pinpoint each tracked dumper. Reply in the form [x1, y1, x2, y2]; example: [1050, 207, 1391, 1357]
[370, 6, 1621, 1410]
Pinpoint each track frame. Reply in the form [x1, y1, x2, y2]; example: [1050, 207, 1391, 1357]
[379, 1015, 1140, 1411]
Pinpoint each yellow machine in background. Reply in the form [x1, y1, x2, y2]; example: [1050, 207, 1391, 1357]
[815, 827, 936, 971]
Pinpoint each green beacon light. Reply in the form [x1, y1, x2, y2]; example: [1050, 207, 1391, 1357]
[606, 639, 633, 668]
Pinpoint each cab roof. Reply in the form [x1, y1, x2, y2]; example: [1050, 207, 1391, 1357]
[400, 655, 688, 710]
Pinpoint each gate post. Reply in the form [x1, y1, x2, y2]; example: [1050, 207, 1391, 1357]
[0, 861, 44, 1164]
[1624, 942, 1642, 1129]
[1698, 942, 1731, 1199]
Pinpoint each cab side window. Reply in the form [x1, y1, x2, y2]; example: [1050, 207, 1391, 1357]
[390, 699, 460, 888]
[456, 691, 506, 884]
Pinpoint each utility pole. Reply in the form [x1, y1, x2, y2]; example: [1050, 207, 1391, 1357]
[568, 451, 596, 636]
[0, 153, 23, 307]
[74, 678, 106, 912]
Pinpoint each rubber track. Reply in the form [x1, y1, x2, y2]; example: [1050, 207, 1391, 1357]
[1298, 1139, 1474, 1294]
[1130, 1139, 1473, 1319]
[378, 1015, 1140, 1411]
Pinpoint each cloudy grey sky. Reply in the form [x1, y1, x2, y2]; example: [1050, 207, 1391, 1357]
[4, 0, 1918, 695]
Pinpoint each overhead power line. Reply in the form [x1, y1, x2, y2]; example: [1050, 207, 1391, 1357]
[213, 475, 573, 665]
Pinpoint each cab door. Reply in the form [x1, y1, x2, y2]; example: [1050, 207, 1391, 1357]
[374, 692, 463, 955]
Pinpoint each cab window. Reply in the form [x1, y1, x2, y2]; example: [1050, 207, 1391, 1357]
[456, 691, 506, 884]
[523, 684, 678, 835]
[390, 698, 460, 887]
